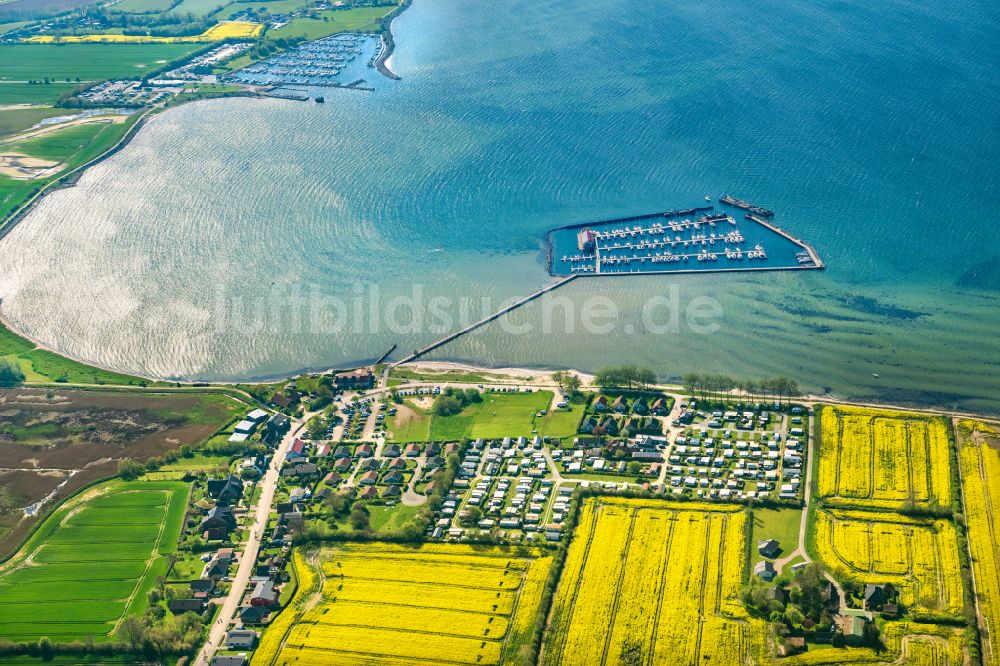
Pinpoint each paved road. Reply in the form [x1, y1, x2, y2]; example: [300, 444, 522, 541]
[194, 417, 303, 666]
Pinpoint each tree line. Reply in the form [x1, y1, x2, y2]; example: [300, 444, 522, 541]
[594, 365, 658, 390]
[682, 373, 800, 404]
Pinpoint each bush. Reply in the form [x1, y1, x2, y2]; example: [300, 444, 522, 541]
[0, 359, 25, 387]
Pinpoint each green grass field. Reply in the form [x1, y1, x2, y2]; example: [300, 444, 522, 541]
[168, 0, 229, 16]
[751, 507, 801, 564]
[0, 43, 200, 81]
[212, 0, 306, 18]
[388, 391, 579, 441]
[112, 0, 179, 12]
[0, 107, 77, 136]
[270, 6, 391, 40]
[0, 81, 78, 105]
[433, 391, 553, 440]
[7, 119, 125, 161]
[0, 480, 189, 642]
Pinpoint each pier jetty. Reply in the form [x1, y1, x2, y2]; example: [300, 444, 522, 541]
[393, 275, 578, 366]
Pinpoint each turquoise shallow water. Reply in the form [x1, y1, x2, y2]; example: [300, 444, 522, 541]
[0, 0, 998, 412]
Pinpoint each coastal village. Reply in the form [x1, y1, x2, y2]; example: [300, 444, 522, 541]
[0, 0, 998, 663]
[0, 352, 988, 666]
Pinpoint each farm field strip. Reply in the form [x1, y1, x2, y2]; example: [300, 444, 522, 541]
[957, 420, 1000, 666]
[814, 508, 964, 618]
[544, 497, 762, 666]
[818, 406, 951, 510]
[0, 480, 188, 642]
[262, 544, 552, 666]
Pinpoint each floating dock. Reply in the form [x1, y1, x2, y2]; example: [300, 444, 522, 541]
[546, 197, 822, 277]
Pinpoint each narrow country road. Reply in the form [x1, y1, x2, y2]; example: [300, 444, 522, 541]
[194, 416, 304, 666]
[774, 412, 817, 572]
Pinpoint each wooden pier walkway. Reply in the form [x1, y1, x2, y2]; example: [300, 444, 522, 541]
[392, 275, 578, 366]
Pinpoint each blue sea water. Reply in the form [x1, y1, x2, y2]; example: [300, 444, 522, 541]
[0, 0, 998, 411]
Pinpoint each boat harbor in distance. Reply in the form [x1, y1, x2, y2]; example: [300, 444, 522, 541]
[546, 196, 823, 277]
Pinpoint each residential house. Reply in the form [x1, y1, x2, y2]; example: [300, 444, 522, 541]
[207, 475, 244, 504]
[201, 505, 236, 539]
[632, 397, 649, 414]
[387, 457, 407, 470]
[383, 470, 405, 484]
[286, 438, 307, 461]
[650, 397, 668, 415]
[592, 395, 610, 412]
[357, 444, 374, 457]
[754, 560, 776, 581]
[382, 485, 402, 498]
[226, 630, 258, 650]
[239, 605, 267, 625]
[250, 581, 278, 607]
[322, 471, 343, 486]
[612, 396, 629, 413]
[334, 445, 352, 459]
[864, 583, 893, 610]
[266, 413, 290, 438]
[405, 443, 421, 457]
[168, 598, 205, 614]
[758, 539, 781, 558]
[212, 656, 246, 666]
[359, 471, 378, 485]
[579, 417, 598, 434]
[334, 457, 353, 472]
[383, 444, 401, 458]
[359, 486, 379, 499]
[600, 416, 620, 435]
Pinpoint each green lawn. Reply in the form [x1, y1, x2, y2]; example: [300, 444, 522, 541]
[367, 503, 421, 533]
[537, 404, 584, 438]
[751, 507, 801, 563]
[0, 480, 189, 642]
[271, 6, 391, 40]
[389, 366, 524, 386]
[426, 391, 554, 440]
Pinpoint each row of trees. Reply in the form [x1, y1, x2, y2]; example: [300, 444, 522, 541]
[682, 373, 800, 404]
[594, 365, 658, 390]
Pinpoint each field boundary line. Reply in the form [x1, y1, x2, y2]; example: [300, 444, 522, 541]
[646, 511, 676, 665]
[111, 488, 171, 636]
[553, 502, 600, 664]
[599, 508, 638, 665]
[276, 644, 491, 665]
[692, 515, 713, 663]
[496, 561, 531, 665]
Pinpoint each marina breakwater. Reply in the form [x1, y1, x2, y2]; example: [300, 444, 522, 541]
[546, 198, 823, 278]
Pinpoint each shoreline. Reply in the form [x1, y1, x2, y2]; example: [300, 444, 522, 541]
[3, 302, 999, 421]
[373, 0, 412, 80]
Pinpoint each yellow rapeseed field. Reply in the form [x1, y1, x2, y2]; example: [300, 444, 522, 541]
[818, 405, 951, 510]
[543, 497, 766, 666]
[813, 508, 964, 619]
[256, 542, 551, 666]
[24, 20, 262, 43]
[957, 419, 1000, 666]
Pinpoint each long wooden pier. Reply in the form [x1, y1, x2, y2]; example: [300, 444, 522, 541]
[392, 275, 578, 366]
